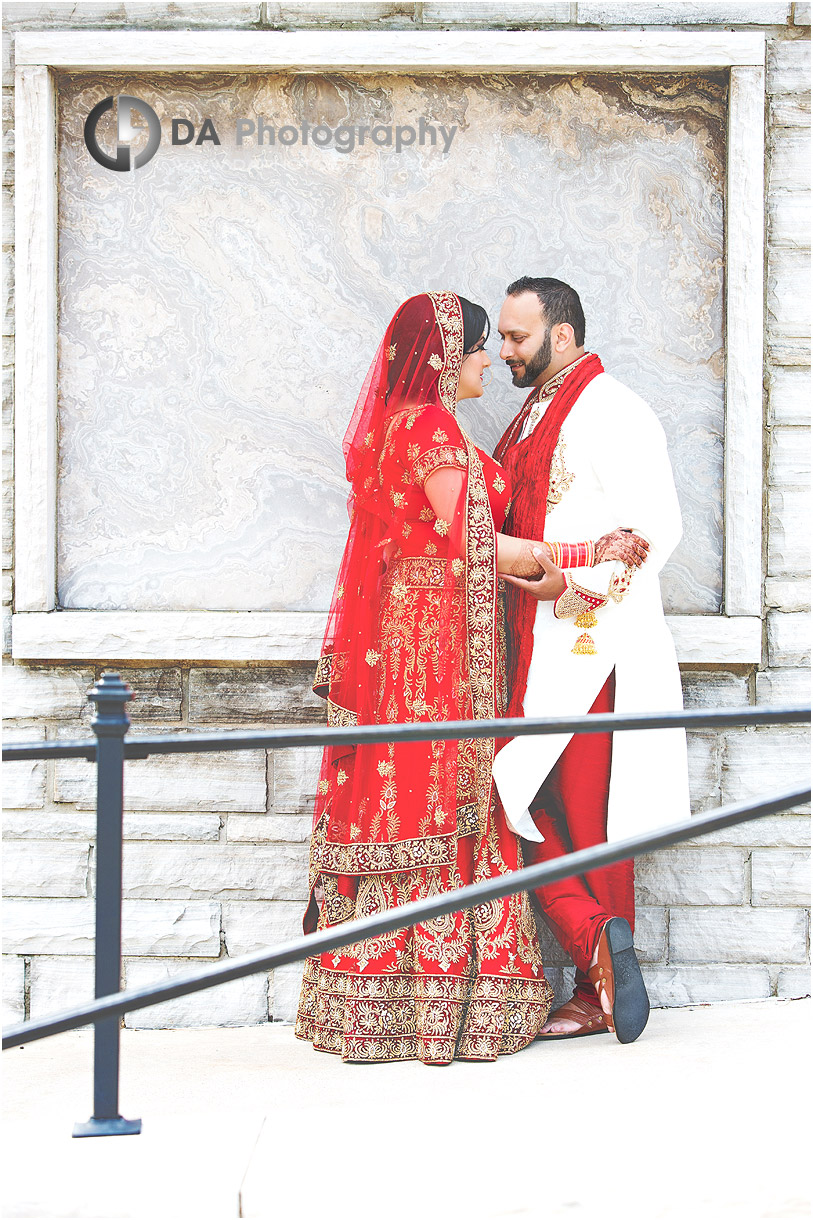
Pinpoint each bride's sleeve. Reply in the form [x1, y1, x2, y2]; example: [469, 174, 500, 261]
[400, 405, 469, 490]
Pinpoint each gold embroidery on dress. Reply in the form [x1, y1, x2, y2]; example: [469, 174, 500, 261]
[547, 436, 575, 510]
[427, 292, 464, 415]
[327, 699, 357, 728]
[412, 445, 468, 487]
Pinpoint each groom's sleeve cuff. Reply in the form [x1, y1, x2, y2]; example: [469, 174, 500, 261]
[553, 572, 609, 620]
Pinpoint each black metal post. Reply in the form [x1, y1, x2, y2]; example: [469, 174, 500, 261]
[73, 673, 141, 1138]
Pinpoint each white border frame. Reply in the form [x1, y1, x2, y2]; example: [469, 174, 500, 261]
[12, 30, 765, 664]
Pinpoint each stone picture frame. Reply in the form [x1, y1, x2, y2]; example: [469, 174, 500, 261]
[12, 29, 765, 663]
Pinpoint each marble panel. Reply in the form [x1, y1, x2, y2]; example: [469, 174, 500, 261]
[57, 71, 725, 613]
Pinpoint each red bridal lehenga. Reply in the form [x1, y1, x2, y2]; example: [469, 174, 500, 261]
[294, 292, 554, 1064]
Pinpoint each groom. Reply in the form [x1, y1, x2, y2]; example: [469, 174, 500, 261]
[491, 277, 690, 1042]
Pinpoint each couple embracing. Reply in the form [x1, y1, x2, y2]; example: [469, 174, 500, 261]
[295, 279, 690, 1065]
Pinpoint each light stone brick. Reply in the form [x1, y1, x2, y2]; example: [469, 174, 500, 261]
[769, 130, 811, 192]
[769, 32, 812, 93]
[669, 906, 807, 962]
[769, 426, 811, 485]
[226, 813, 311, 843]
[752, 848, 810, 905]
[771, 89, 812, 128]
[680, 670, 750, 709]
[2, 898, 222, 956]
[766, 427, 805, 488]
[123, 958, 268, 1028]
[2, 725, 46, 810]
[3, 665, 94, 721]
[2, 572, 12, 653]
[121, 813, 222, 840]
[764, 576, 811, 611]
[768, 611, 811, 666]
[756, 666, 811, 705]
[121, 842, 309, 902]
[272, 747, 320, 812]
[577, 3, 790, 22]
[769, 339, 811, 366]
[687, 732, 721, 813]
[28, 955, 95, 1020]
[3, 3, 262, 28]
[54, 740, 267, 812]
[2, 842, 90, 897]
[777, 967, 811, 996]
[722, 726, 810, 805]
[114, 668, 182, 721]
[2, 811, 221, 841]
[793, 0, 811, 22]
[269, 962, 305, 1023]
[634, 905, 667, 963]
[222, 900, 304, 957]
[533, 913, 569, 966]
[422, 2, 571, 24]
[2, 954, 25, 1025]
[1, 180, 13, 247]
[188, 666, 324, 724]
[3, 812, 96, 841]
[266, 2, 426, 25]
[636, 848, 748, 906]
[642, 965, 772, 1007]
[683, 811, 810, 848]
[2, 245, 13, 337]
[541, 966, 577, 1013]
[769, 191, 812, 248]
[768, 486, 811, 576]
[767, 247, 811, 341]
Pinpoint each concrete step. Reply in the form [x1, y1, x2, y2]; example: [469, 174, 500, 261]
[3, 999, 810, 1219]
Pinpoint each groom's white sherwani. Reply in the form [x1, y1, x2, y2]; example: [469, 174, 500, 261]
[492, 370, 691, 844]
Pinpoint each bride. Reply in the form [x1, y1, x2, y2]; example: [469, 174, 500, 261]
[295, 291, 644, 1065]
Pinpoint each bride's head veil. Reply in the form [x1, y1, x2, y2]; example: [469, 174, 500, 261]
[310, 291, 499, 874]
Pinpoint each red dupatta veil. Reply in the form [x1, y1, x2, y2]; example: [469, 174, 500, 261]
[307, 292, 501, 920]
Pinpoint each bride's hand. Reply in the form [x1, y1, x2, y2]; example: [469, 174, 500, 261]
[594, 528, 649, 567]
[501, 547, 566, 601]
[505, 540, 546, 579]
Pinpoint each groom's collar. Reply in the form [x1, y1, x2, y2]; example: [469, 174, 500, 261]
[533, 352, 593, 403]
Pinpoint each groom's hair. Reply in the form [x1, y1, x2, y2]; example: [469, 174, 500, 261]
[506, 277, 585, 347]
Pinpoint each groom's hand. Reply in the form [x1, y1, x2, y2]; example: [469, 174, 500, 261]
[501, 546, 567, 601]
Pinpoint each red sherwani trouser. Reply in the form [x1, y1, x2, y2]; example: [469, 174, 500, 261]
[524, 670, 635, 1010]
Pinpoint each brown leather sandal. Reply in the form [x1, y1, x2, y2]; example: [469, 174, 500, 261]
[535, 994, 610, 1040]
[588, 916, 650, 1045]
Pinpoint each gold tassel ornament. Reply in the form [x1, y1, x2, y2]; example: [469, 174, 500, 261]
[575, 609, 598, 629]
[572, 632, 597, 656]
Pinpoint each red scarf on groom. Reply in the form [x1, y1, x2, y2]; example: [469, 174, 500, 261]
[493, 352, 604, 720]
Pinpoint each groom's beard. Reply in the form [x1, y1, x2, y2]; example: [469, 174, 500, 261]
[510, 329, 552, 388]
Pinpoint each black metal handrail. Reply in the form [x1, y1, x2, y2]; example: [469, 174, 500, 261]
[3, 783, 808, 1049]
[3, 704, 809, 761]
[2, 671, 810, 1140]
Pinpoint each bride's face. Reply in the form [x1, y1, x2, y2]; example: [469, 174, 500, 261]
[456, 333, 491, 402]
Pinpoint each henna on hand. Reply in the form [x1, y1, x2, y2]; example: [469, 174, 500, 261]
[594, 528, 649, 568]
[506, 540, 547, 579]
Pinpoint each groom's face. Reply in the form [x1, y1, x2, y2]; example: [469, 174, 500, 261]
[497, 293, 552, 389]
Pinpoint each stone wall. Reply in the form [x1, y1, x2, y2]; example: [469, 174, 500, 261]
[2, 2, 810, 1028]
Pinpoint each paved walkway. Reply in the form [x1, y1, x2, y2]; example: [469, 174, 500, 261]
[3, 998, 810, 1219]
